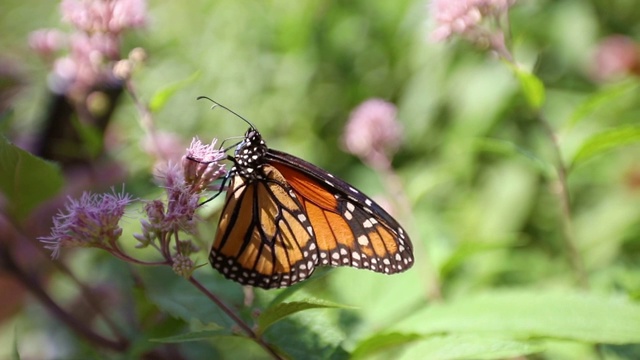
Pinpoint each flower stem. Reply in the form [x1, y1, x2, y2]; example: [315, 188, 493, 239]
[536, 114, 588, 288]
[187, 276, 284, 360]
[0, 243, 129, 352]
[373, 157, 442, 301]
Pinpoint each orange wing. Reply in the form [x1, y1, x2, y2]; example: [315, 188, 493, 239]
[210, 165, 318, 289]
[271, 160, 413, 275]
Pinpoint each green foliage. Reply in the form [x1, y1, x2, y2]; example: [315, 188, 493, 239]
[572, 126, 640, 167]
[257, 298, 354, 335]
[512, 65, 546, 110]
[0, 136, 64, 221]
[351, 332, 422, 359]
[3, 0, 640, 359]
[137, 266, 244, 328]
[399, 290, 640, 344]
[401, 335, 545, 360]
[149, 72, 201, 113]
[11, 327, 19, 360]
[151, 330, 231, 343]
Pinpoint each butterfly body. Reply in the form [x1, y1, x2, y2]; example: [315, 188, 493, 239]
[210, 128, 413, 289]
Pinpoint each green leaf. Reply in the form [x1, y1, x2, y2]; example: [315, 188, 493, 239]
[267, 267, 332, 307]
[0, 136, 64, 221]
[439, 241, 511, 279]
[263, 305, 350, 360]
[399, 335, 544, 360]
[149, 71, 201, 112]
[566, 80, 639, 128]
[511, 65, 546, 110]
[137, 267, 244, 328]
[69, 115, 103, 158]
[258, 298, 354, 335]
[398, 290, 640, 344]
[473, 138, 554, 177]
[571, 125, 640, 167]
[351, 332, 422, 359]
[150, 329, 231, 343]
[12, 326, 20, 360]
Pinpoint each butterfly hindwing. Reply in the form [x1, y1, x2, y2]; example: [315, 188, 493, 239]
[268, 150, 414, 274]
[210, 165, 318, 289]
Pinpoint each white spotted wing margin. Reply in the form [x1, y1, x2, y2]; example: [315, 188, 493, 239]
[210, 165, 320, 289]
[265, 148, 414, 274]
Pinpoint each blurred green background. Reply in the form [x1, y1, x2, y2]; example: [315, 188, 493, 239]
[1, 0, 640, 359]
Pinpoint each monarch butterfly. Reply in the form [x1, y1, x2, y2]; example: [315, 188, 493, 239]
[204, 100, 414, 289]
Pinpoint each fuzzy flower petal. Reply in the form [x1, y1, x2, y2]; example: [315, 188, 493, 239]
[39, 189, 133, 258]
[183, 138, 227, 193]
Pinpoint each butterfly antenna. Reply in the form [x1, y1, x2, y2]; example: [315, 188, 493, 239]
[197, 96, 256, 130]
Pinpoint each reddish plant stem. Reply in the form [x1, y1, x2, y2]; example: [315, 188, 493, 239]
[0, 243, 129, 352]
[187, 276, 284, 360]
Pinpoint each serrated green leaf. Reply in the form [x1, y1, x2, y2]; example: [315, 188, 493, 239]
[0, 137, 64, 221]
[263, 304, 350, 360]
[399, 335, 545, 360]
[567, 80, 639, 128]
[351, 332, 422, 359]
[258, 298, 354, 335]
[571, 126, 640, 167]
[267, 267, 332, 307]
[511, 66, 546, 110]
[398, 290, 640, 344]
[149, 71, 200, 112]
[150, 329, 231, 343]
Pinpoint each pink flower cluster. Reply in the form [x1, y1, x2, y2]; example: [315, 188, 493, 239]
[429, 0, 515, 42]
[41, 137, 227, 278]
[29, 0, 147, 97]
[61, 0, 146, 35]
[342, 98, 403, 168]
[591, 35, 640, 82]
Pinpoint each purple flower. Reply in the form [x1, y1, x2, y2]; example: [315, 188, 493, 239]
[342, 99, 403, 167]
[154, 163, 200, 234]
[39, 190, 133, 258]
[183, 138, 227, 194]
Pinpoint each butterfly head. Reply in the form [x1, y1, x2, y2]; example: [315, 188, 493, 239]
[233, 128, 268, 176]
